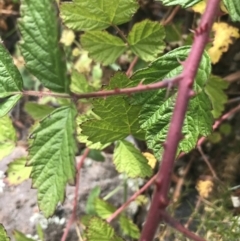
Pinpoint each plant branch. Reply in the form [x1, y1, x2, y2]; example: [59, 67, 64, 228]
[160, 210, 206, 241]
[140, 1, 220, 240]
[61, 148, 90, 241]
[112, 24, 129, 44]
[73, 76, 182, 99]
[106, 174, 157, 223]
[12, 76, 182, 100]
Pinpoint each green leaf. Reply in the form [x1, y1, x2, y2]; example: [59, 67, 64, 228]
[60, 0, 138, 31]
[94, 199, 140, 239]
[13, 230, 35, 241]
[128, 20, 165, 61]
[81, 73, 144, 144]
[0, 44, 23, 97]
[113, 140, 152, 178]
[223, 0, 240, 21]
[95, 198, 115, 219]
[0, 115, 17, 160]
[0, 95, 22, 118]
[6, 157, 32, 185]
[18, 0, 68, 93]
[24, 102, 55, 120]
[87, 149, 105, 162]
[70, 71, 94, 94]
[28, 105, 77, 217]
[86, 187, 101, 215]
[81, 31, 126, 65]
[119, 215, 140, 239]
[131, 46, 213, 158]
[77, 115, 110, 150]
[157, 0, 201, 8]
[205, 75, 229, 118]
[0, 44, 23, 117]
[86, 217, 124, 241]
[0, 224, 10, 241]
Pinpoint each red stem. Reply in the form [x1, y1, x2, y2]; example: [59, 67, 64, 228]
[61, 148, 90, 241]
[160, 210, 206, 241]
[140, 1, 220, 240]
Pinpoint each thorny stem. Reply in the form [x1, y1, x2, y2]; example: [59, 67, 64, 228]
[106, 105, 240, 226]
[140, 1, 220, 241]
[106, 175, 157, 223]
[61, 148, 90, 241]
[12, 76, 182, 99]
[160, 210, 206, 241]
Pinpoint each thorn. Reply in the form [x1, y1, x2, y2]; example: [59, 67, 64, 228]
[138, 78, 145, 86]
[155, 178, 161, 189]
[177, 58, 185, 66]
[189, 29, 195, 34]
[189, 90, 195, 97]
[114, 88, 120, 93]
[162, 142, 167, 149]
[159, 195, 169, 208]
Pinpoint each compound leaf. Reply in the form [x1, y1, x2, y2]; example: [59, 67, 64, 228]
[131, 46, 213, 158]
[28, 105, 77, 217]
[113, 140, 152, 178]
[223, 0, 240, 21]
[81, 31, 126, 65]
[0, 225, 10, 241]
[0, 44, 23, 117]
[128, 20, 165, 61]
[0, 115, 17, 160]
[205, 75, 229, 118]
[18, 0, 68, 93]
[86, 217, 124, 241]
[60, 0, 138, 31]
[157, 0, 201, 8]
[80, 73, 144, 144]
[6, 157, 32, 185]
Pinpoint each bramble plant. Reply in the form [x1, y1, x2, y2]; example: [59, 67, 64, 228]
[0, 0, 240, 241]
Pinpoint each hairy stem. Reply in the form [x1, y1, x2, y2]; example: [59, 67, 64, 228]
[140, 1, 220, 240]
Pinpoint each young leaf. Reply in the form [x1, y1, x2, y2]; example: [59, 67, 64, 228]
[119, 215, 140, 239]
[70, 71, 94, 94]
[113, 140, 152, 178]
[81, 73, 144, 144]
[0, 44, 23, 117]
[128, 20, 165, 61]
[95, 198, 115, 219]
[5, 157, 32, 185]
[86, 217, 124, 241]
[158, 0, 201, 8]
[28, 105, 77, 217]
[131, 46, 213, 158]
[0, 115, 17, 160]
[81, 31, 126, 65]
[60, 0, 138, 31]
[0, 224, 10, 241]
[18, 0, 69, 93]
[13, 230, 35, 241]
[223, 0, 240, 21]
[86, 187, 101, 215]
[205, 75, 229, 118]
[24, 102, 54, 120]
